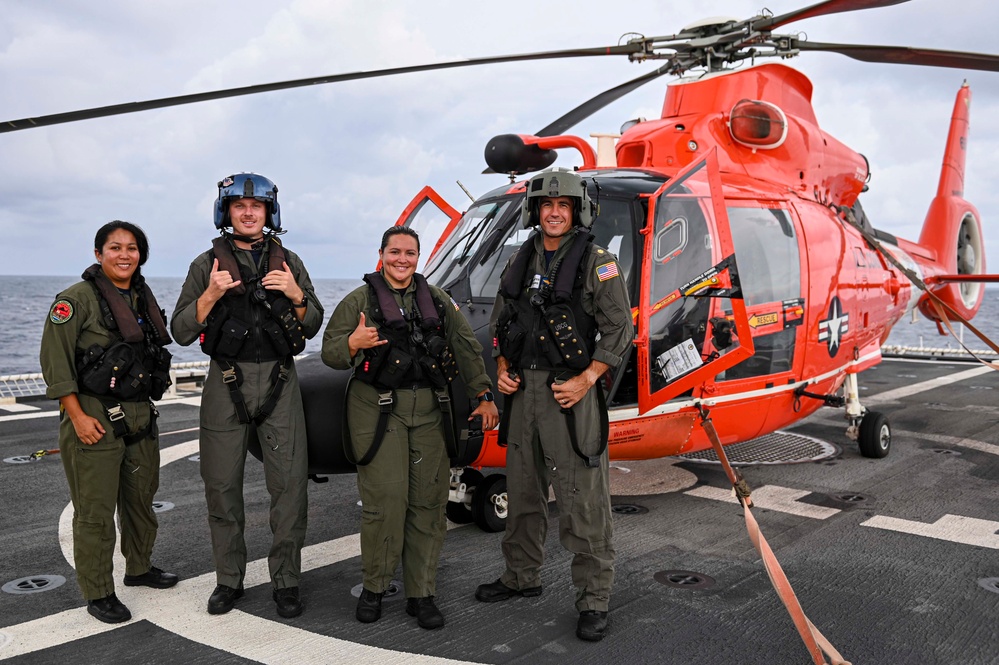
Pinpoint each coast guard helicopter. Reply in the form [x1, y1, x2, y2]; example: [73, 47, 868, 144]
[5, 0, 998, 535]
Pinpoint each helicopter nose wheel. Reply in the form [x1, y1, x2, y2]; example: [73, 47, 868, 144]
[471, 473, 508, 533]
[857, 411, 891, 458]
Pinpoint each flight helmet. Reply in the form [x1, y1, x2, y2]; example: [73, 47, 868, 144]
[520, 168, 595, 229]
[214, 173, 281, 231]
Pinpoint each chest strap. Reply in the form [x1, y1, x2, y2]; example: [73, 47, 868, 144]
[211, 235, 290, 296]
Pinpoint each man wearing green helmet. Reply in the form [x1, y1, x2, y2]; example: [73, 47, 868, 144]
[171, 173, 324, 619]
[478, 168, 634, 642]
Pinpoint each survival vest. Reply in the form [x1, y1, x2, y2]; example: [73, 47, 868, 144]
[199, 236, 307, 362]
[75, 264, 174, 403]
[495, 229, 598, 373]
[353, 272, 458, 390]
[344, 271, 461, 467]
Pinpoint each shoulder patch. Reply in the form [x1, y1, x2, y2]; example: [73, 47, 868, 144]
[449, 296, 460, 311]
[596, 262, 620, 282]
[50, 299, 74, 324]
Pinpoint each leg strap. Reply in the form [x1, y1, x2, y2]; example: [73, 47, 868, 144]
[344, 388, 394, 467]
[434, 387, 459, 460]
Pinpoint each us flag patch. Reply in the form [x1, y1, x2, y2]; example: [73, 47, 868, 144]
[450, 297, 460, 311]
[596, 262, 619, 282]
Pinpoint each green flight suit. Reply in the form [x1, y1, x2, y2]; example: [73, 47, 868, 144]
[171, 238, 323, 590]
[490, 231, 634, 612]
[322, 275, 491, 597]
[40, 279, 162, 601]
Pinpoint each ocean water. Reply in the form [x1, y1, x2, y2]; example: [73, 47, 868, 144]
[1, 275, 996, 375]
[1, 275, 361, 375]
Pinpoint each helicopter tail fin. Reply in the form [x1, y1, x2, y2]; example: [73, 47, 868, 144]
[916, 82, 985, 322]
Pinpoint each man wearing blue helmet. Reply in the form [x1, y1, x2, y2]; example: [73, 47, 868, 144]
[171, 173, 324, 619]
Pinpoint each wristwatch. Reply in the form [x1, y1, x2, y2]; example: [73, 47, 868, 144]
[477, 390, 494, 403]
[292, 294, 308, 308]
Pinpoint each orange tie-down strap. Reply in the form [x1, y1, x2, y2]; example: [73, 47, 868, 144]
[700, 411, 852, 665]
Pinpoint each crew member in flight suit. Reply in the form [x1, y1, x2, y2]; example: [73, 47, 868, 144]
[476, 169, 634, 642]
[172, 173, 323, 619]
[41, 220, 179, 624]
[322, 226, 498, 630]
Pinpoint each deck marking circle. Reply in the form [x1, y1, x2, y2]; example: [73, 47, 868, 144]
[2, 575, 66, 595]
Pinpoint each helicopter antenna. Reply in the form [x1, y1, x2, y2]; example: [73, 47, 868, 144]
[456, 180, 475, 203]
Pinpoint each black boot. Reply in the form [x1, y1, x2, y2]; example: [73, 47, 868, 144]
[474, 578, 543, 603]
[123, 565, 179, 589]
[576, 610, 609, 641]
[273, 587, 303, 618]
[355, 589, 383, 623]
[207, 584, 244, 615]
[87, 592, 131, 624]
[406, 596, 445, 630]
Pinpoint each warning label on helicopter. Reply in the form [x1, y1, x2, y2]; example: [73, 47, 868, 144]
[655, 339, 703, 381]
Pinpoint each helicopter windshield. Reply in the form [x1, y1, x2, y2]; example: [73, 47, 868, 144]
[425, 199, 514, 288]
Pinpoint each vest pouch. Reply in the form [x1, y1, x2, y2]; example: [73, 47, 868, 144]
[270, 297, 307, 355]
[375, 345, 413, 388]
[497, 304, 526, 362]
[200, 307, 228, 357]
[113, 353, 152, 401]
[214, 317, 250, 358]
[148, 346, 173, 401]
[544, 303, 591, 371]
[262, 318, 292, 357]
[79, 342, 148, 400]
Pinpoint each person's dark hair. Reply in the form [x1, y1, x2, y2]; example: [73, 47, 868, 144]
[94, 220, 150, 266]
[380, 226, 420, 252]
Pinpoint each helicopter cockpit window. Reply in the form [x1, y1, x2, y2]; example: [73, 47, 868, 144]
[425, 200, 512, 289]
[717, 207, 801, 380]
[726, 207, 799, 305]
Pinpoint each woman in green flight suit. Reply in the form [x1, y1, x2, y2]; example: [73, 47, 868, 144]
[323, 226, 498, 630]
[40, 221, 178, 624]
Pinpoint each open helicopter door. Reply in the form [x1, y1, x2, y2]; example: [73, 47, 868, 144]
[637, 149, 755, 414]
[393, 185, 462, 271]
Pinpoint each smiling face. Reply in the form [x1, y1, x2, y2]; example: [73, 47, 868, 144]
[538, 195, 574, 250]
[95, 228, 140, 288]
[229, 197, 268, 240]
[379, 232, 420, 289]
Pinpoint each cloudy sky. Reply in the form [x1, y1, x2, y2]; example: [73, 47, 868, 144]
[2, 0, 997, 279]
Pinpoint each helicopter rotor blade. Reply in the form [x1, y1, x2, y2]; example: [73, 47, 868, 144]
[534, 63, 674, 137]
[0, 44, 643, 134]
[793, 41, 999, 72]
[756, 0, 910, 32]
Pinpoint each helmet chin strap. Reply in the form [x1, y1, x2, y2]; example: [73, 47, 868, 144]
[223, 230, 268, 250]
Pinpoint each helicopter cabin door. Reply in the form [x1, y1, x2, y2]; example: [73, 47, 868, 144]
[637, 149, 755, 414]
[393, 185, 462, 271]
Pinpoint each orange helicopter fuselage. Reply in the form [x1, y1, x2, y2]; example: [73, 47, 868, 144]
[466, 63, 982, 466]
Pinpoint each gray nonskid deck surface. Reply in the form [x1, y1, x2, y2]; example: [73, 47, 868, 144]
[1, 357, 997, 664]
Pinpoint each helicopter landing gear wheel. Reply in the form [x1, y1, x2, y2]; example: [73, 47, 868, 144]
[858, 411, 891, 458]
[472, 473, 508, 533]
[446, 467, 484, 524]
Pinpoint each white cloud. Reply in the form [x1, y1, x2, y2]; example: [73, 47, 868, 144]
[1, 0, 998, 283]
